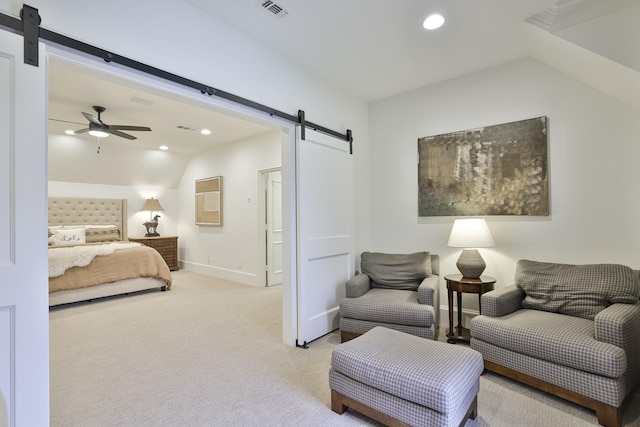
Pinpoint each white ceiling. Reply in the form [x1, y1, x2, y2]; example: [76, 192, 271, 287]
[186, 0, 561, 103]
[48, 0, 640, 156]
[48, 58, 276, 156]
[527, 0, 640, 73]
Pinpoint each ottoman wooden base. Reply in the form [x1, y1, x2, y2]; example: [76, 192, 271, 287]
[332, 389, 412, 427]
[332, 389, 478, 427]
[329, 327, 483, 427]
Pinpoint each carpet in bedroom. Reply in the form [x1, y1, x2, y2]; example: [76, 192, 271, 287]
[49, 271, 640, 426]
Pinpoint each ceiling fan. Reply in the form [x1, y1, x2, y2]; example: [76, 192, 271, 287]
[72, 105, 151, 140]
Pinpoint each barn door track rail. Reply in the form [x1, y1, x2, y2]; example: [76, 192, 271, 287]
[1, 4, 353, 152]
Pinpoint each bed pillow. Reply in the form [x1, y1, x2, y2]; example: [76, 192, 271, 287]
[50, 228, 86, 246]
[85, 227, 121, 243]
[515, 259, 640, 320]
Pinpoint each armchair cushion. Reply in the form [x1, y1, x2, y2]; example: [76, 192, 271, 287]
[515, 259, 640, 320]
[470, 308, 626, 378]
[361, 251, 431, 291]
[339, 288, 435, 327]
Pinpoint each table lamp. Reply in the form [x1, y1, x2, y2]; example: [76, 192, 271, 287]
[140, 197, 165, 237]
[447, 218, 495, 279]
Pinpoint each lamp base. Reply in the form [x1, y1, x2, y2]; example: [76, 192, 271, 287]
[456, 249, 486, 279]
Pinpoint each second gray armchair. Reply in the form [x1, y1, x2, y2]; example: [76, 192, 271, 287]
[339, 251, 439, 342]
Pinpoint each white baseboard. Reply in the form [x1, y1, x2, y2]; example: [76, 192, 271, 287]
[439, 305, 479, 330]
[179, 260, 259, 286]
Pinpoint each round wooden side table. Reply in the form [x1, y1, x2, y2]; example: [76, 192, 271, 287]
[445, 274, 496, 344]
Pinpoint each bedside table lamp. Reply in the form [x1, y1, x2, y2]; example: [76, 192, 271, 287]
[141, 197, 165, 237]
[447, 218, 495, 279]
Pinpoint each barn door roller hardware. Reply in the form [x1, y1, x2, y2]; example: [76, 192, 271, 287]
[20, 4, 39, 66]
[4, 3, 353, 151]
[297, 110, 353, 154]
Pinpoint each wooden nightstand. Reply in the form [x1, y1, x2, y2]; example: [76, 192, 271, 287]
[129, 236, 179, 271]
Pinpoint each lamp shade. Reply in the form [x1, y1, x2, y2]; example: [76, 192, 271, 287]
[448, 218, 495, 279]
[140, 197, 165, 212]
[447, 218, 495, 248]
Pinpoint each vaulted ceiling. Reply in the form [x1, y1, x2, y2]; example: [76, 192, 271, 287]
[185, 0, 640, 103]
[48, 0, 640, 163]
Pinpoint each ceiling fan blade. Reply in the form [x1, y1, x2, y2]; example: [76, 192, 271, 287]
[109, 125, 152, 132]
[82, 112, 103, 126]
[48, 118, 85, 125]
[109, 129, 137, 140]
[73, 128, 90, 134]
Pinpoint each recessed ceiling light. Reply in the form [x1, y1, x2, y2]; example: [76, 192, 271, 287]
[200, 129, 212, 135]
[65, 130, 76, 135]
[159, 145, 169, 150]
[423, 14, 445, 30]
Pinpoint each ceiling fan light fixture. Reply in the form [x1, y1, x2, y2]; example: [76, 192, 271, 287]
[159, 145, 169, 150]
[200, 129, 212, 135]
[88, 129, 109, 138]
[65, 130, 76, 135]
[423, 13, 445, 30]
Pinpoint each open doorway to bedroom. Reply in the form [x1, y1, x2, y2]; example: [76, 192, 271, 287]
[46, 48, 295, 334]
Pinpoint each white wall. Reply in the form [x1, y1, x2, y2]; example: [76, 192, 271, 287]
[48, 133, 191, 189]
[177, 131, 281, 286]
[48, 181, 179, 239]
[369, 57, 640, 320]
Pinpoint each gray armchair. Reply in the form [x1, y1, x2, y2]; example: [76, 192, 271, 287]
[470, 259, 640, 427]
[339, 252, 439, 342]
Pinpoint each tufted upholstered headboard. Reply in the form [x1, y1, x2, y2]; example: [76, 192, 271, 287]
[48, 198, 128, 240]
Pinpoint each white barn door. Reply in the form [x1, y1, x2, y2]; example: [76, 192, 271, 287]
[0, 31, 49, 425]
[296, 127, 354, 346]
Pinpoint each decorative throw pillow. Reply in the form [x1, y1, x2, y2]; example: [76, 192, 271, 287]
[50, 228, 86, 246]
[361, 251, 431, 291]
[515, 259, 640, 320]
[85, 227, 121, 243]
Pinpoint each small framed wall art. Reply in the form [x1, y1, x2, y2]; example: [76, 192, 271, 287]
[195, 176, 223, 226]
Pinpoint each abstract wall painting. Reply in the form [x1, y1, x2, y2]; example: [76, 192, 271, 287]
[418, 116, 549, 216]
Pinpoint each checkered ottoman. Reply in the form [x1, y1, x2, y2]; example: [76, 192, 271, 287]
[329, 327, 483, 427]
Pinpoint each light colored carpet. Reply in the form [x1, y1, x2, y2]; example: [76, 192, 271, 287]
[50, 271, 640, 426]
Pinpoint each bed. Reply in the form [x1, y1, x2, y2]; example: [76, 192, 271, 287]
[48, 197, 172, 306]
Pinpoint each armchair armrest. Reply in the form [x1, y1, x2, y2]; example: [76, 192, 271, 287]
[595, 301, 640, 387]
[417, 275, 439, 307]
[480, 285, 524, 317]
[345, 273, 371, 298]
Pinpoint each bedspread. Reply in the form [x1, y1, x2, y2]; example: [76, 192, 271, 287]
[49, 245, 172, 293]
[49, 242, 141, 277]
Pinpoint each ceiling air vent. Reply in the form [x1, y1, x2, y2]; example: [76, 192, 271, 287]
[256, 0, 288, 19]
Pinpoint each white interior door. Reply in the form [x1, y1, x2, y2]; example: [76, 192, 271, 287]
[0, 31, 49, 426]
[266, 170, 283, 286]
[296, 127, 354, 346]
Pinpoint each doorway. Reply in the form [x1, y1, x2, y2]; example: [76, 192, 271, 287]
[46, 45, 297, 344]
